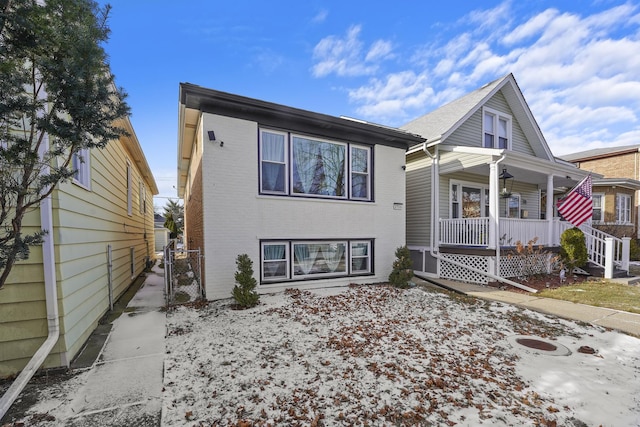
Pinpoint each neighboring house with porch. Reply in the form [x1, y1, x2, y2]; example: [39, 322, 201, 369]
[561, 146, 640, 239]
[0, 115, 158, 377]
[177, 83, 425, 300]
[402, 73, 629, 285]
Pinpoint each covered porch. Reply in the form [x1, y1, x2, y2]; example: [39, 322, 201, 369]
[422, 145, 629, 282]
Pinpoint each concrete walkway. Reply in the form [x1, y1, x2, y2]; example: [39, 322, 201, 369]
[63, 263, 166, 426]
[418, 277, 640, 337]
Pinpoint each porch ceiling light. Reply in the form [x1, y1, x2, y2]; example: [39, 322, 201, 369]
[499, 168, 514, 198]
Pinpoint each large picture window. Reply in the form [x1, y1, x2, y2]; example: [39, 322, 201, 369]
[261, 239, 373, 283]
[259, 129, 372, 201]
[292, 137, 345, 197]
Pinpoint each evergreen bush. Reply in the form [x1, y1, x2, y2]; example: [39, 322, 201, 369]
[232, 254, 260, 308]
[559, 227, 588, 272]
[388, 246, 413, 289]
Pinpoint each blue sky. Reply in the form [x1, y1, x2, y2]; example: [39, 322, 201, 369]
[99, 0, 640, 207]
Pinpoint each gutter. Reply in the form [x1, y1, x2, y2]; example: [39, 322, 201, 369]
[420, 143, 537, 293]
[0, 135, 60, 419]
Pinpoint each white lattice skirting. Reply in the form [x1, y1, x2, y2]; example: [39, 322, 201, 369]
[500, 253, 553, 278]
[439, 254, 492, 284]
[439, 253, 554, 285]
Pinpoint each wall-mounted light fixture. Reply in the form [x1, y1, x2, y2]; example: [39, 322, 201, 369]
[499, 168, 514, 198]
[207, 130, 224, 147]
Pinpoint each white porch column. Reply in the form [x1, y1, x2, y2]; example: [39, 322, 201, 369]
[621, 237, 631, 272]
[546, 174, 554, 246]
[488, 162, 500, 277]
[604, 237, 614, 279]
[488, 163, 499, 250]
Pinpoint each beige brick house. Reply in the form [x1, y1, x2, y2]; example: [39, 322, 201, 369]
[562, 146, 640, 239]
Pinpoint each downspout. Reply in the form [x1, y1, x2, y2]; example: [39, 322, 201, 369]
[0, 135, 60, 418]
[493, 154, 507, 279]
[419, 145, 536, 293]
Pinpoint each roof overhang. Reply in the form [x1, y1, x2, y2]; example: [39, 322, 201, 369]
[437, 146, 599, 189]
[177, 83, 425, 197]
[593, 178, 640, 191]
[115, 116, 159, 195]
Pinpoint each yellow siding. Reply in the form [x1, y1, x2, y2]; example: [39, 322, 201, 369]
[0, 127, 156, 378]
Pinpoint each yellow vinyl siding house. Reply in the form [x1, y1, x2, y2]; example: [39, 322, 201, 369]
[0, 116, 158, 377]
[403, 73, 630, 285]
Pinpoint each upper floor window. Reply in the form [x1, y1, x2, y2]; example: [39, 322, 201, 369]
[616, 193, 631, 224]
[260, 130, 287, 194]
[592, 193, 603, 223]
[483, 108, 511, 149]
[259, 129, 372, 201]
[72, 148, 91, 189]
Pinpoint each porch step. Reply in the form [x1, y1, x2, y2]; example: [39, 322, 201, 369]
[584, 263, 633, 280]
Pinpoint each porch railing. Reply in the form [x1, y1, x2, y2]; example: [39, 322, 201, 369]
[439, 217, 489, 246]
[500, 218, 550, 246]
[438, 217, 630, 278]
[556, 221, 627, 272]
[439, 217, 550, 247]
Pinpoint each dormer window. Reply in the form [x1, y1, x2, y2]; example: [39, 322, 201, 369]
[483, 108, 511, 150]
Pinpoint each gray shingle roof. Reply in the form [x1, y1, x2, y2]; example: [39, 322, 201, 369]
[560, 145, 640, 161]
[401, 74, 508, 142]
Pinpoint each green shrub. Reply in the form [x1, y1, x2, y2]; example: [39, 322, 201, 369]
[388, 246, 413, 289]
[232, 254, 260, 308]
[559, 227, 588, 271]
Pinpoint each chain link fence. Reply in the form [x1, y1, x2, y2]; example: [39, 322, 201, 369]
[164, 242, 203, 306]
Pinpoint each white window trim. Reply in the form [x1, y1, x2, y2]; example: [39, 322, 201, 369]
[507, 193, 521, 218]
[72, 148, 91, 190]
[592, 193, 604, 224]
[616, 193, 632, 224]
[482, 107, 512, 150]
[450, 179, 490, 219]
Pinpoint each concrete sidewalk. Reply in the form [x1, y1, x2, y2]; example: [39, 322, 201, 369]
[419, 277, 640, 337]
[32, 263, 167, 427]
[62, 263, 166, 426]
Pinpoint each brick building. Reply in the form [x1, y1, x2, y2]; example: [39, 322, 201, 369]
[562, 145, 640, 239]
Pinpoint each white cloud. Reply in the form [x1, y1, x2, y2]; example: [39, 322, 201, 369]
[311, 9, 328, 24]
[502, 8, 559, 45]
[311, 25, 394, 77]
[365, 40, 393, 62]
[348, 71, 434, 121]
[337, 0, 640, 152]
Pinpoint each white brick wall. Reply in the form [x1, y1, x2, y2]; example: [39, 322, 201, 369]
[197, 113, 407, 300]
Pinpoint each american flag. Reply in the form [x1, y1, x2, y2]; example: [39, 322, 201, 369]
[557, 175, 593, 227]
